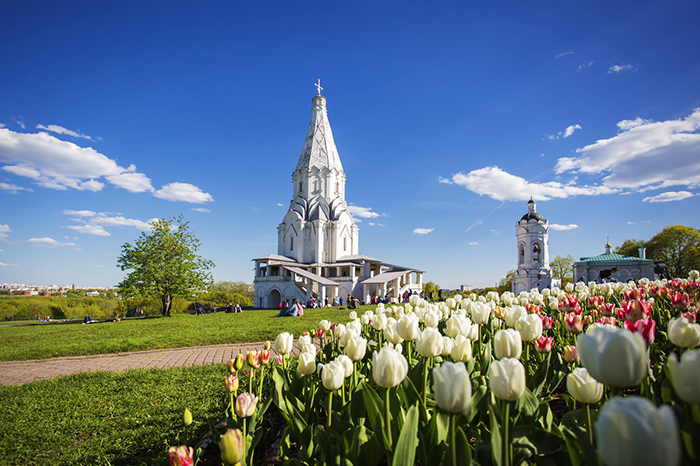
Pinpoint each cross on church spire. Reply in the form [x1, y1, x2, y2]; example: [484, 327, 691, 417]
[314, 79, 323, 96]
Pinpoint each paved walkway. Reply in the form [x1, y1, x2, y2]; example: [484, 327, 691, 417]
[0, 342, 303, 386]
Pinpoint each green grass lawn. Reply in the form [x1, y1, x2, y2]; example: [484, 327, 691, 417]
[0, 364, 229, 466]
[0, 307, 361, 361]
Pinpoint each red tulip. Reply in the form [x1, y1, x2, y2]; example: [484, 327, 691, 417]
[619, 299, 652, 322]
[539, 314, 553, 330]
[623, 319, 656, 345]
[597, 316, 617, 326]
[671, 293, 691, 310]
[535, 336, 553, 353]
[565, 313, 583, 334]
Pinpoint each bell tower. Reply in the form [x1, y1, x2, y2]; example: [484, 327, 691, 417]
[513, 199, 552, 293]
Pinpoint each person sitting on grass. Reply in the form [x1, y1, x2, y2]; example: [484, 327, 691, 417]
[275, 298, 301, 317]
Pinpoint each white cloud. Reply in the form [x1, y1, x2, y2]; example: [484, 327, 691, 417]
[576, 61, 594, 72]
[13, 118, 25, 129]
[468, 241, 479, 245]
[106, 172, 154, 193]
[36, 124, 94, 140]
[153, 182, 213, 203]
[0, 127, 151, 192]
[62, 211, 154, 236]
[368, 222, 386, 227]
[277, 203, 284, 207]
[555, 51, 574, 59]
[413, 228, 434, 235]
[348, 205, 380, 219]
[550, 223, 579, 230]
[642, 191, 695, 203]
[548, 124, 582, 140]
[0, 262, 17, 267]
[0, 182, 32, 193]
[448, 166, 616, 201]
[555, 109, 700, 191]
[0, 224, 11, 240]
[66, 224, 110, 236]
[438, 176, 453, 184]
[192, 207, 210, 213]
[27, 237, 75, 247]
[63, 210, 96, 217]
[490, 229, 499, 235]
[608, 64, 636, 74]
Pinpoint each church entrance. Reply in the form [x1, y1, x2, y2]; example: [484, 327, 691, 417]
[267, 289, 281, 309]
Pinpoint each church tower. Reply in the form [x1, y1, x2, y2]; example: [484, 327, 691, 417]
[513, 199, 552, 293]
[277, 83, 359, 264]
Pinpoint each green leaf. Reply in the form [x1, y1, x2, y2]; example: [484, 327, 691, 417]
[516, 387, 540, 417]
[481, 341, 492, 376]
[360, 382, 389, 451]
[392, 404, 420, 466]
[462, 385, 488, 425]
[512, 425, 565, 457]
[455, 426, 473, 466]
[490, 402, 503, 466]
[530, 351, 551, 396]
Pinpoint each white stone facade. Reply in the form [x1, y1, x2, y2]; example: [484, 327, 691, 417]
[253, 88, 423, 309]
[512, 199, 553, 293]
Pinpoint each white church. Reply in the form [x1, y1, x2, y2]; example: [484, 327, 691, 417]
[252, 84, 424, 308]
[512, 199, 556, 293]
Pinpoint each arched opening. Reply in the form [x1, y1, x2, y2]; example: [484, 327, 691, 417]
[533, 243, 541, 263]
[290, 236, 294, 251]
[519, 243, 525, 265]
[343, 237, 347, 251]
[298, 182, 302, 193]
[267, 289, 281, 309]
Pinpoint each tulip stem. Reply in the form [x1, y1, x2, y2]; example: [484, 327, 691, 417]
[327, 391, 333, 428]
[422, 358, 429, 407]
[501, 400, 511, 466]
[385, 387, 393, 448]
[477, 325, 482, 359]
[258, 365, 264, 400]
[242, 417, 248, 466]
[449, 413, 457, 466]
[585, 403, 593, 445]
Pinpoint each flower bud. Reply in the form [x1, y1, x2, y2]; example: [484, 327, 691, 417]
[433, 361, 472, 413]
[668, 317, 700, 348]
[219, 429, 244, 466]
[224, 374, 239, 393]
[168, 445, 194, 466]
[372, 346, 409, 388]
[227, 358, 236, 374]
[274, 332, 294, 355]
[396, 313, 420, 341]
[416, 327, 444, 358]
[441, 336, 455, 357]
[235, 392, 258, 418]
[234, 353, 244, 371]
[319, 319, 331, 332]
[504, 306, 527, 328]
[515, 314, 543, 342]
[667, 350, 700, 404]
[564, 313, 583, 334]
[383, 321, 404, 345]
[264, 340, 271, 351]
[346, 335, 368, 361]
[534, 336, 553, 353]
[493, 329, 522, 360]
[298, 351, 316, 376]
[577, 326, 648, 388]
[563, 345, 579, 363]
[566, 367, 603, 404]
[451, 335, 472, 362]
[490, 358, 526, 401]
[372, 313, 388, 331]
[321, 360, 345, 390]
[247, 350, 260, 368]
[595, 396, 681, 466]
[183, 408, 193, 426]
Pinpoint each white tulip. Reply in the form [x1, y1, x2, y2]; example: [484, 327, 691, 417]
[372, 346, 409, 388]
[416, 327, 444, 358]
[667, 350, 700, 404]
[566, 367, 604, 404]
[298, 352, 316, 375]
[274, 332, 294, 355]
[433, 362, 472, 413]
[515, 314, 543, 342]
[396, 313, 420, 341]
[504, 306, 527, 328]
[451, 335, 472, 362]
[321, 360, 345, 390]
[335, 355, 354, 378]
[577, 326, 648, 388]
[493, 329, 522, 360]
[490, 358, 526, 401]
[668, 317, 700, 348]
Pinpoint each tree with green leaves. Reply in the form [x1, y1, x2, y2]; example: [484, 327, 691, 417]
[422, 281, 441, 299]
[550, 255, 575, 284]
[200, 281, 253, 307]
[117, 216, 215, 317]
[614, 239, 647, 258]
[497, 270, 516, 294]
[646, 225, 700, 278]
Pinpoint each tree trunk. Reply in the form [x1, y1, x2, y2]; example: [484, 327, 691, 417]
[163, 295, 172, 317]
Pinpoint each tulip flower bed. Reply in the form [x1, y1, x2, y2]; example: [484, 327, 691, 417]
[176, 273, 700, 466]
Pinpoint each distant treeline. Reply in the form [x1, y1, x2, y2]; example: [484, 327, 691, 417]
[0, 284, 254, 320]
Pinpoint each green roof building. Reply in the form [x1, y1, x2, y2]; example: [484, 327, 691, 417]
[573, 242, 654, 284]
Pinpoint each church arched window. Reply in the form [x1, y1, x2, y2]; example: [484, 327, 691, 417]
[335, 182, 339, 194]
[299, 182, 302, 193]
[290, 236, 294, 251]
[343, 237, 347, 251]
[519, 243, 525, 265]
[533, 243, 541, 263]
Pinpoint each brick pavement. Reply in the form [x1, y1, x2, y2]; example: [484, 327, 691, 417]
[0, 341, 304, 386]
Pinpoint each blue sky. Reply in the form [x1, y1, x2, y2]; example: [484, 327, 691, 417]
[1, 1, 699, 289]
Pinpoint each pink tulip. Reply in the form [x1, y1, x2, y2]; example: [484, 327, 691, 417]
[618, 299, 652, 322]
[671, 293, 691, 310]
[235, 392, 258, 418]
[275, 354, 284, 365]
[624, 319, 656, 345]
[246, 350, 261, 368]
[168, 446, 194, 466]
[535, 336, 553, 353]
[559, 295, 582, 314]
[599, 302, 616, 317]
[539, 315, 553, 330]
[565, 313, 583, 334]
[260, 349, 271, 365]
[597, 316, 617, 326]
[563, 345, 579, 363]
